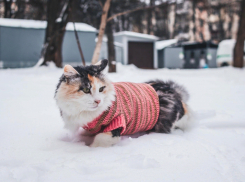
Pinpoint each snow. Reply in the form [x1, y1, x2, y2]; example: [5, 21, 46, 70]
[0, 18, 97, 32]
[1, 64, 245, 182]
[114, 31, 159, 40]
[156, 39, 178, 50]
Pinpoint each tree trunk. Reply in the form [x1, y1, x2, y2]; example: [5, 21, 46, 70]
[91, 0, 111, 64]
[233, 0, 245, 68]
[147, 0, 154, 34]
[41, 0, 72, 68]
[192, 0, 196, 41]
[218, 4, 225, 42]
[15, 0, 25, 19]
[106, 11, 116, 73]
[4, 0, 12, 18]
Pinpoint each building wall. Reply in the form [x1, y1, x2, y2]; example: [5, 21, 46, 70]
[0, 26, 44, 68]
[99, 41, 124, 64]
[63, 31, 96, 66]
[0, 26, 96, 68]
[114, 34, 158, 68]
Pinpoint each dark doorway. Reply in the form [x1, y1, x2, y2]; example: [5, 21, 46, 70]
[128, 42, 154, 69]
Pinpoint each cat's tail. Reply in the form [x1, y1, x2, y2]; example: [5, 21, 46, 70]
[163, 81, 195, 131]
[173, 103, 196, 131]
[147, 80, 195, 132]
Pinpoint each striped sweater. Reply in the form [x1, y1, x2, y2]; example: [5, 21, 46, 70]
[83, 82, 160, 135]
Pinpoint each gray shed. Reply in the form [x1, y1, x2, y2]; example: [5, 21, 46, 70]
[114, 31, 158, 69]
[156, 39, 184, 69]
[0, 18, 97, 68]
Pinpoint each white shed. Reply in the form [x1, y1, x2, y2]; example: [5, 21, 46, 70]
[114, 31, 158, 69]
[98, 37, 124, 64]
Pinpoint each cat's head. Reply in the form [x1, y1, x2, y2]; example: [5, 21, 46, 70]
[55, 59, 115, 114]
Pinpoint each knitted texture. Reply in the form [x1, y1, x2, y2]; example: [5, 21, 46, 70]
[83, 82, 160, 135]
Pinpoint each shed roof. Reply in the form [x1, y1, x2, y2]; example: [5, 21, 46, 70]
[0, 18, 97, 32]
[156, 39, 178, 50]
[180, 41, 218, 49]
[114, 31, 158, 40]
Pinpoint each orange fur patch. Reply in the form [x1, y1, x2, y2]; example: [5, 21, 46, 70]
[58, 82, 84, 99]
[182, 102, 188, 114]
[104, 132, 112, 136]
[88, 74, 108, 93]
[88, 74, 96, 92]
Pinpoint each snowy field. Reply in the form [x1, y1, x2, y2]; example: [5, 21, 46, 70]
[0, 64, 245, 182]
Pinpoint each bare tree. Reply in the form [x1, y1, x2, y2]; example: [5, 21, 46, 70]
[40, 0, 73, 68]
[4, 0, 12, 18]
[15, 0, 25, 19]
[106, 9, 116, 72]
[92, 1, 167, 71]
[91, 0, 111, 65]
[233, 0, 245, 68]
[147, 0, 155, 35]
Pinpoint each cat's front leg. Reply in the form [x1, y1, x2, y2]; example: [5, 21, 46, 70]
[90, 128, 122, 147]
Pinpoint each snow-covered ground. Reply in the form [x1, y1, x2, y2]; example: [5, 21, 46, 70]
[1, 64, 245, 182]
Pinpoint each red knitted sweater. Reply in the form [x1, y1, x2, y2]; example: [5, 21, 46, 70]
[83, 82, 160, 135]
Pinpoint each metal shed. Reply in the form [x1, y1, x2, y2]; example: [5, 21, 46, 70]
[157, 40, 218, 69]
[0, 18, 97, 68]
[182, 41, 218, 68]
[114, 31, 158, 69]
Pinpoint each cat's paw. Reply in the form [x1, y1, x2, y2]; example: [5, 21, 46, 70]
[90, 132, 120, 147]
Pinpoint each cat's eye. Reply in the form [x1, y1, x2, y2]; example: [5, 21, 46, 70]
[99, 86, 106, 92]
[82, 87, 90, 94]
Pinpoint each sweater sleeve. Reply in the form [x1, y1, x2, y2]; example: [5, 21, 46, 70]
[103, 115, 126, 135]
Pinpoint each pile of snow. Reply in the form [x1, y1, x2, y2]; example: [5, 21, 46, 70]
[0, 65, 245, 181]
[0, 18, 97, 32]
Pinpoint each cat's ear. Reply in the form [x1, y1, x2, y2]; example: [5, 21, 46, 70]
[92, 59, 108, 73]
[64, 65, 80, 77]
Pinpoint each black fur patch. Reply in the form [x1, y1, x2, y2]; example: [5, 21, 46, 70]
[111, 128, 122, 137]
[146, 80, 188, 133]
[54, 59, 108, 96]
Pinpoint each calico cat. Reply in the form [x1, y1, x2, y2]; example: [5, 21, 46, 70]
[55, 59, 192, 147]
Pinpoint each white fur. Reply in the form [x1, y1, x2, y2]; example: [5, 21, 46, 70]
[55, 76, 115, 133]
[90, 133, 120, 147]
[172, 105, 196, 132]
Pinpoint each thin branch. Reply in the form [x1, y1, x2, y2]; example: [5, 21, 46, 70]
[107, 2, 167, 22]
[98, 0, 103, 9]
[72, 22, 86, 66]
[56, 1, 69, 22]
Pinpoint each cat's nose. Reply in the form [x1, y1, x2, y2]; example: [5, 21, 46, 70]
[94, 100, 101, 104]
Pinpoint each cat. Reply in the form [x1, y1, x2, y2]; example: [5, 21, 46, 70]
[55, 59, 192, 147]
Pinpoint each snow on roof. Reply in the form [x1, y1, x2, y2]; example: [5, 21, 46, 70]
[0, 18, 97, 32]
[95, 36, 123, 47]
[114, 31, 158, 40]
[156, 39, 177, 50]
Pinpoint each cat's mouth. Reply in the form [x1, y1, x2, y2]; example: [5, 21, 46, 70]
[90, 104, 99, 110]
